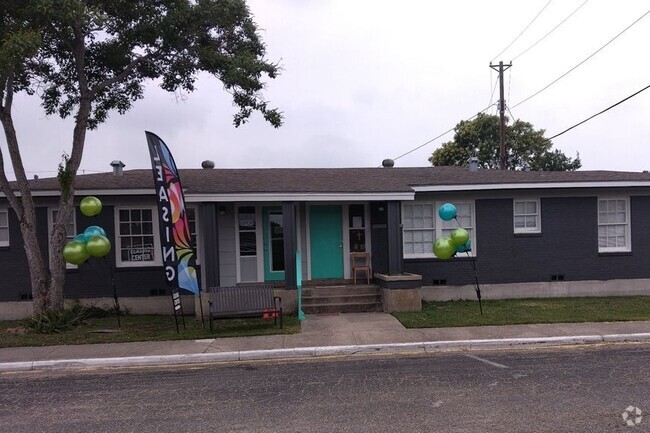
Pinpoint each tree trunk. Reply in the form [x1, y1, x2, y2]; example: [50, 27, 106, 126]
[0, 17, 93, 314]
[0, 93, 90, 314]
[0, 104, 55, 313]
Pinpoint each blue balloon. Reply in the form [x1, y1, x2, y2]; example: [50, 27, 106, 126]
[455, 240, 471, 253]
[73, 233, 88, 243]
[438, 203, 457, 221]
[84, 225, 106, 239]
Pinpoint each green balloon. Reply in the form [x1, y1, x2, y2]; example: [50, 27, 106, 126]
[450, 228, 469, 246]
[63, 240, 89, 265]
[80, 196, 102, 217]
[86, 235, 111, 257]
[433, 236, 456, 260]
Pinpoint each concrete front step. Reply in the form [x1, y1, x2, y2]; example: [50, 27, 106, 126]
[302, 293, 382, 305]
[302, 284, 379, 297]
[302, 302, 384, 314]
[301, 284, 383, 314]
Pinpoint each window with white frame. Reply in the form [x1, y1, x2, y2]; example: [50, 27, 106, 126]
[598, 198, 630, 252]
[0, 208, 9, 247]
[440, 201, 475, 245]
[513, 199, 540, 233]
[402, 202, 436, 257]
[186, 206, 199, 262]
[116, 207, 161, 266]
[48, 209, 77, 267]
[402, 201, 476, 258]
[237, 206, 257, 257]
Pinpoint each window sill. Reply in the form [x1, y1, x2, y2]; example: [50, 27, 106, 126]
[405, 255, 476, 262]
[115, 263, 163, 269]
[598, 251, 632, 257]
[514, 232, 542, 238]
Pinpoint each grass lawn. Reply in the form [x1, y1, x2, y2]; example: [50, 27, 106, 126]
[0, 313, 301, 348]
[393, 296, 650, 328]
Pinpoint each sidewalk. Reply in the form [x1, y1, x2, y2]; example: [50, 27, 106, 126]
[2, 313, 650, 372]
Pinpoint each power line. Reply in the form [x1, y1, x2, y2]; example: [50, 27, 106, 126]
[511, 0, 590, 61]
[512, 8, 650, 109]
[548, 83, 650, 140]
[491, 0, 553, 62]
[392, 103, 496, 162]
[393, 82, 650, 163]
[489, 75, 499, 107]
[393, 7, 650, 164]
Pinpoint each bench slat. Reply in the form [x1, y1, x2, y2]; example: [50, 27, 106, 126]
[208, 285, 282, 331]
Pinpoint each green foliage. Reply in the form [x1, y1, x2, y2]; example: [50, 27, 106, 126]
[2, 313, 301, 347]
[26, 303, 91, 333]
[57, 152, 73, 199]
[429, 113, 581, 171]
[1, 0, 282, 128]
[25, 302, 116, 333]
[393, 296, 650, 328]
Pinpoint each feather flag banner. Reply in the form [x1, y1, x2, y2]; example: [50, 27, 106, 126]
[145, 131, 200, 296]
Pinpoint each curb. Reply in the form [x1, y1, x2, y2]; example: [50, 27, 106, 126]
[2, 333, 650, 373]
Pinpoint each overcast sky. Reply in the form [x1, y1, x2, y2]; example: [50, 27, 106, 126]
[6, 0, 650, 179]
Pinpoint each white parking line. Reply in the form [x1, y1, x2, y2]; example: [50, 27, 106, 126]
[464, 354, 509, 369]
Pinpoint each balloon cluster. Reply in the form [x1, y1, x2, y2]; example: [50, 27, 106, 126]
[432, 203, 472, 260]
[63, 196, 111, 265]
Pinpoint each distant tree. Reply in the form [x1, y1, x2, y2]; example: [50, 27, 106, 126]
[0, 0, 282, 313]
[429, 113, 581, 171]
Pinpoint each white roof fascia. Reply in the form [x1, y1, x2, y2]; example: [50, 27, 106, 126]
[9, 189, 155, 197]
[7, 190, 414, 201]
[412, 181, 650, 192]
[185, 192, 415, 203]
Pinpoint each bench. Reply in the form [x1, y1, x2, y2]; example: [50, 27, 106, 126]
[207, 284, 283, 332]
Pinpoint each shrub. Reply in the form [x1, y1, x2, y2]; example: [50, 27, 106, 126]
[26, 304, 92, 334]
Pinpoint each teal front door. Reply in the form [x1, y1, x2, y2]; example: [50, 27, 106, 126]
[310, 205, 343, 279]
[263, 207, 285, 281]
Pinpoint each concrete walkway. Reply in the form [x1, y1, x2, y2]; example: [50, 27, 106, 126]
[2, 313, 650, 372]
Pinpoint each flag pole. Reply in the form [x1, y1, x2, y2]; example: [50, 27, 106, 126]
[198, 292, 205, 328]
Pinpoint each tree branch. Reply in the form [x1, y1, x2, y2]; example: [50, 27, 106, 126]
[0, 71, 25, 216]
[90, 52, 159, 97]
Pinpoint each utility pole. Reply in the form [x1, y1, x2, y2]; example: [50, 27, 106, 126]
[490, 61, 512, 169]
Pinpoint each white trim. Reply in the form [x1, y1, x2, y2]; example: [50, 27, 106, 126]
[597, 196, 631, 253]
[513, 198, 541, 234]
[186, 192, 414, 202]
[0, 208, 9, 247]
[18, 189, 155, 197]
[305, 205, 312, 281]
[412, 181, 650, 192]
[114, 206, 162, 267]
[187, 205, 200, 265]
[402, 200, 476, 259]
[402, 201, 436, 259]
[234, 204, 262, 283]
[256, 206, 264, 282]
[16, 179, 650, 199]
[342, 205, 350, 278]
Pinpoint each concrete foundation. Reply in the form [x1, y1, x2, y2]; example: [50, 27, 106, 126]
[0, 296, 197, 321]
[277, 289, 298, 314]
[422, 278, 650, 301]
[375, 273, 423, 313]
[0, 302, 33, 321]
[382, 288, 422, 312]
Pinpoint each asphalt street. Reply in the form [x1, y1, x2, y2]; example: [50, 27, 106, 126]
[1, 343, 649, 433]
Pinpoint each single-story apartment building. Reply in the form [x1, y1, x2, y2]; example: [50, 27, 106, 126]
[1, 162, 650, 319]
